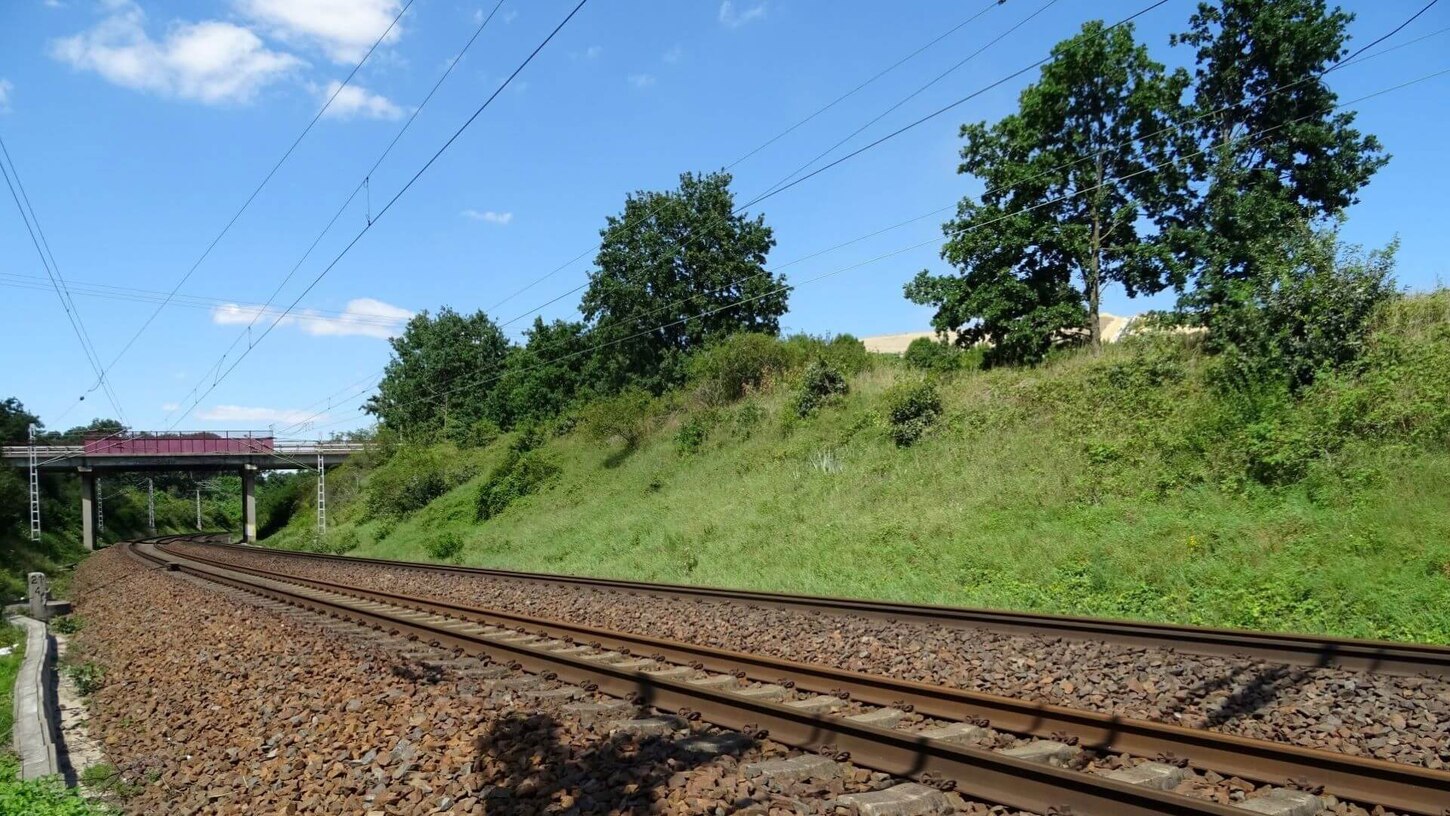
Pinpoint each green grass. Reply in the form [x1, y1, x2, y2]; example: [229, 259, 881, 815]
[0, 622, 114, 815]
[265, 294, 1450, 644]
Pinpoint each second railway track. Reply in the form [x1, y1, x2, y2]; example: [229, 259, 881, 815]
[178, 538, 1450, 678]
[136, 537, 1450, 816]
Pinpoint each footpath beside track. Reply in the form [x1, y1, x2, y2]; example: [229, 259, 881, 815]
[184, 539, 1450, 678]
[138, 537, 1450, 816]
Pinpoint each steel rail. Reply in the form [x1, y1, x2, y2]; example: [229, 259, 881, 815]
[156, 539, 1450, 816]
[126, 540, 1264, 816]
[184, 539, 1450, 677]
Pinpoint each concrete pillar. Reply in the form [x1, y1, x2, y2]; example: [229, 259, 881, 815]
[241, 465, 257, 543]
[79, 467, 96, 551]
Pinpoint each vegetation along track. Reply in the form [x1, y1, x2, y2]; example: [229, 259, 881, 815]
[178, 538, 1450, 677]
[134, 536, 1450, 816]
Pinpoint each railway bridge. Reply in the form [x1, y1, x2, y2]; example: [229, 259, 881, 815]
[1, 431, 361, 549]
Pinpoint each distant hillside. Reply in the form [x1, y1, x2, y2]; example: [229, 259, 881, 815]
[261, 292, 1450, 643]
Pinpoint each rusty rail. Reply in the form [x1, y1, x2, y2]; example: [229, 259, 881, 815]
[146, 538, 1450, 816]
[183, 538, 1450, 677]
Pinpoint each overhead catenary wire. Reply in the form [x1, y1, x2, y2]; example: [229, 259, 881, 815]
[79, 0, 416, 417]
[278, 11, 1450, 436]
[290, 66, 1450, 435]
[0, 133, 129, 425]
[163, 0, 593, 431]
[484, 0, 1014, 314]
[494, 0, 1170, 331]
[162, 0, 508, 428]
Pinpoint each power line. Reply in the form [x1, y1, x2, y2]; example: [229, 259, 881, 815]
[292, 65, 1450, 436]
[281, 3, 1450, 435]
[495, 0, 1167, 333]
[163, 0, 506, 428]
[164, 0, 594, 430]
[78, 0, 416, 413]
[0, 133, 128, 424]
[484, 0, 1012, 314]
[0, 272, 411, 329]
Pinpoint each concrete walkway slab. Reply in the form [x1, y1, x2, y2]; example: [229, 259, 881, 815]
[8, 615, 59, 779]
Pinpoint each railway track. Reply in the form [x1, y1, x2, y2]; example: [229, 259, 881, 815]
[132, 537, 1450, 816]
[180, 538, 1450, 678]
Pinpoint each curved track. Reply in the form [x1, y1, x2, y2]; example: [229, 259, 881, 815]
[132, 536, 1450, 816]
[183, 538, 1450, 677]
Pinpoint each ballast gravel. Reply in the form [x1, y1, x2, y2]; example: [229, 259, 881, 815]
[72, 549, 1029, 815]
[173, 544, 1450, 770]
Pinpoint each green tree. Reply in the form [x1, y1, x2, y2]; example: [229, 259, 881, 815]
[582, 171, 785, 391]
[906, 21, 1190, 365]
[0, 397, 40, 444]
[364, 307, 511, 439]
[487, 318, 594, 429]
[1171, 0, 1388, 333]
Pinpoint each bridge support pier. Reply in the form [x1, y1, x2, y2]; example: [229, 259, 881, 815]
[241, 465, 257, 544]
[78, 467, 96, 551]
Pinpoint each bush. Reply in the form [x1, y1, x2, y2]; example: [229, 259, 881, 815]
[904, 337, 951, 371]
[424, 531, 465, 561]
[51, 615, 83, 634]
[364, 446, 453, 520]
[477, 451, 561, 521]
[446, 417, 501, 449]
[310, 527, 359, 555]
[793, 361, 849, 417]
[67, 661, 106, 696]
[781, 333, 872, 376]
[686, 333, 790, 405]
[883, 380, 942, 447]
[581, 389, 656, 450]
[675, 413, 714, 455]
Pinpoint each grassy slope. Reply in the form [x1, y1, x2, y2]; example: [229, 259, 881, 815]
[267, 296, 1450, 643]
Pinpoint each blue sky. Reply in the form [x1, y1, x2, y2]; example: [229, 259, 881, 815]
[1, 0, 1446, 436]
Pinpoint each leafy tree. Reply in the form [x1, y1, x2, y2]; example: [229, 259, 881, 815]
[364, 307, 511, 439]
[0, 397, 40, 444]
[1210, 223, 1398, 394]
[907, 21, 1190, 365]
[487, 318, 594, 429]
[582, 171, 786, 391]
[1171, 0, 1388, 332]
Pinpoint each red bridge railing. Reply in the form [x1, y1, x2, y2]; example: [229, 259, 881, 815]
[83, 431, 275, 456]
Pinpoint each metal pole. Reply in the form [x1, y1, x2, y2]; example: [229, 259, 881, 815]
[27, 423, 40, 541]
[147, 478, 155, 533]
[316, 452, 327, 535]
[97, 477, 104, 534]
[196, 486, 201, 531]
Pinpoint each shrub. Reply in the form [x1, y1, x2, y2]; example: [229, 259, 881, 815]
[310, 527, 359, 555]
[67, 661, 106, 696]
[686, 333, 790, 405]
[364, 446, 452, 520]
[446, 417, 501, 449]
[51, 615, 83, 634]
[675, 413, 713, 455]
[477, 451, 561, 521]
[425, 531, 465, 561]
[793, 361, 849, 417]
[781, 333, 872, 375]
[903, 337, 957, 372]
[883, 380, 942, 447]
[581, 389, 656, 450]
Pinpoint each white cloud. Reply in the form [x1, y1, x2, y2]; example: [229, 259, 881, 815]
[461, 208, 513, 225]
[718, 1, 766, 27]
[662, 45, 684, 64]
[321, 80, 403, 120]
[628, 73, 656, 89]
[0, 79, 11, 113]
[235, 0, 403, 64]
[50, 2, 302, 104]
[160, 402, 180, 412]
[585, 45, 602, 59]
[197, 404, 329, 425]
[211, 297, 412, 339]
[503, 9, 518, 23]
[44, 0, 65, 7]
